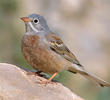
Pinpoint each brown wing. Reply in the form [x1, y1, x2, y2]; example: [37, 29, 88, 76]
[46, 34, 82, 66]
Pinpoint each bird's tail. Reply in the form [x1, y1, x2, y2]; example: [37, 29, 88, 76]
[79, 70, 110, 87]
[69, 64, 110, 87]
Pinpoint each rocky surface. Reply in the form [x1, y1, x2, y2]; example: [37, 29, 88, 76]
[0, 63, 84, 100]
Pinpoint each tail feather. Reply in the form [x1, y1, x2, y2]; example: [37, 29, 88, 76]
[69, 64, 110, 87]
[78, 70, 110, 87]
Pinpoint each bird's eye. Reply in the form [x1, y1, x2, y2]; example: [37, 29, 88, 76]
[33, 19, 39, 24]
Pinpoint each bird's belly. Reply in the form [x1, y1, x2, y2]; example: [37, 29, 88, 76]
[22, 44, 69, 74]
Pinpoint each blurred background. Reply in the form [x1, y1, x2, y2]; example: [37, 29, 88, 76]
[0, 0, 110, 99]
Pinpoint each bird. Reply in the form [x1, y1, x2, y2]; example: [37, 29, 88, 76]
[21, 14, 110, 87]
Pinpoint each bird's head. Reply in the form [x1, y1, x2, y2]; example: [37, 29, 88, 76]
[21, 14, 50, 34]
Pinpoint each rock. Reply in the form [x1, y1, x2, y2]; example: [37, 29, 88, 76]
[0, 63, 84, 100]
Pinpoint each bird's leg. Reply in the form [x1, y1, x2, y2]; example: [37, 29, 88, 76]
[40, 72, 58, 84]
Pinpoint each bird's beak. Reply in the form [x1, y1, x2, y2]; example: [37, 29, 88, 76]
[20, 17, 31, 22]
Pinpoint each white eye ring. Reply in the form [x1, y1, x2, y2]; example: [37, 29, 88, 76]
[33, 19, 39, 24]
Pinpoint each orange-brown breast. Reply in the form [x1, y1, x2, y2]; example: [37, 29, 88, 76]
[21, 35, 70, 74]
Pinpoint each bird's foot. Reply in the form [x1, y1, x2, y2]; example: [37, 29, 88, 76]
[27, 71, 45, 77]
[39, 80, 57, 86]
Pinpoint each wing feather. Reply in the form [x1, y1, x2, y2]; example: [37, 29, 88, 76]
[46, 34, 82, 66]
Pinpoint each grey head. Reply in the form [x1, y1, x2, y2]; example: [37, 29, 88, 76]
[21, 14, 51, 34]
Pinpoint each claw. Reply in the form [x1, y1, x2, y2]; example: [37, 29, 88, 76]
[39, 80, 57, 86]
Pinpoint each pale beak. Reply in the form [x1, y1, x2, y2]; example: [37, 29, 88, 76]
[20, 17, 31, 22]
